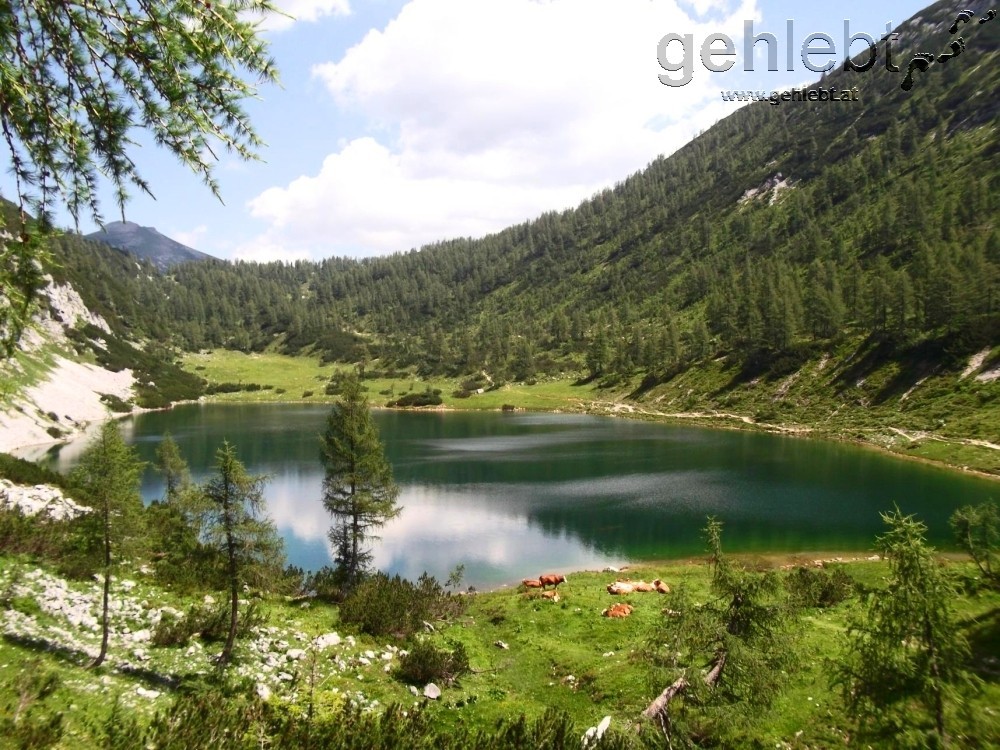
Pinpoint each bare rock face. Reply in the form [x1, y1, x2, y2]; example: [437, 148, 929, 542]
[0, 479, 90, 520]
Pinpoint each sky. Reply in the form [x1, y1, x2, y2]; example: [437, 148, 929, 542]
[8, 0, 936, 262]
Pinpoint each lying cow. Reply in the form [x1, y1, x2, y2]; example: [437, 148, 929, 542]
[652, 579, 670, 594]
[539, 573, 566, 589]
[522, 578, 543, 588]
[607, 579, 669, 595]
[602, 603, 633, 618]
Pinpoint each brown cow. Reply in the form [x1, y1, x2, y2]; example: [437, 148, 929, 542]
[539, 573, 566, 589]
[541, 590, 560, 601]
[607, 581, 635, 595]
[652, 579, 670, 594]
[522, 578, 543, 588]
[602, 603, 633, 618]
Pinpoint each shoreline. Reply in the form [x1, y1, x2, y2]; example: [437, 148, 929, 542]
[5, 391, 998, 482]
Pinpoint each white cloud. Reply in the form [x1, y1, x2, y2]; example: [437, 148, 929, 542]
[169, 224, 208, 249]
[247, 0, 759, 258]
[258, 0, 351, 32]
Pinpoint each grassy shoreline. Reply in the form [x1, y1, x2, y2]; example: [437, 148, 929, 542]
[179, 349, 1000, 481]
[3, 550, 997, 748]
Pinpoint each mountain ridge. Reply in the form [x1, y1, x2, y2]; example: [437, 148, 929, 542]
[85, 221, 215, 271]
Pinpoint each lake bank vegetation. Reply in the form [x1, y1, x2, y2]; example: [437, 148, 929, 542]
[2, 439, 999, 748]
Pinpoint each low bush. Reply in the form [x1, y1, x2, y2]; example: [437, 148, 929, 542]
[303, 565, 344, 603]
[338, 572, 464, 638]
[386, 392, 443, 408]
[152, 600, 266, 647]
[452, 389, 472, 399]
[395, 638, 470, 686]
[99, 392, 133, 412]
[785, 565, 854, 609]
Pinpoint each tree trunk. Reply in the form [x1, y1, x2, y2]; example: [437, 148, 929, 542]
[220, 488, 239, 665]
[643, 676, 690, 720]
[92, 504, 112, 668]
[644, 651, 727, 721]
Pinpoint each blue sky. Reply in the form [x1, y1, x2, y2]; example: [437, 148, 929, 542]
[7, 0, 936, 262]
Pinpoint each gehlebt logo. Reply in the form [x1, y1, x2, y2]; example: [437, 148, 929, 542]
[657, 8, 998, 92]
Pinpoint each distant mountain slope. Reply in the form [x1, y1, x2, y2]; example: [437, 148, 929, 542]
[85, 221, 215, 271]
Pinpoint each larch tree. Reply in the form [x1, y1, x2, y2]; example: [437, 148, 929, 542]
[201, 441, 283, 665]
[645, 517, 790, 745]
[70, 421, 145, 668]
[0, 0, 279, 356]
[320, 372, 400, 593]
[836, 507, 978, 746]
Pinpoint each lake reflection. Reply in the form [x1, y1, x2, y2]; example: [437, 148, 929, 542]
[31, 404, 999, 590]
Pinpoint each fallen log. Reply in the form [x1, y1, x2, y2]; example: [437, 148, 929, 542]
[643, 651, 726, 721]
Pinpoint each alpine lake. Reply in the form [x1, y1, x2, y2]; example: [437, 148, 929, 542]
[35, 404, 999, 591]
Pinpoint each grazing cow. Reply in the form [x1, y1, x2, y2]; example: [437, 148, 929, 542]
[539, 573, 566, 589]
[602, 603, 634, 618]
[652, 579, 670, 595]
[522, 578, 543, 588]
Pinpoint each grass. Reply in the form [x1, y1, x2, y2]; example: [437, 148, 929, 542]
[3, 551, 998, 747]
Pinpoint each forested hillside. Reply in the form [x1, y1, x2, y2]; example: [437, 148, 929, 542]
[41, 0, 1000, 441]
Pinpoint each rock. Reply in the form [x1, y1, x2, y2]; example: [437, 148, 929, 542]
[203, 595, 215, 605]
[257, 683, 272, 701]
[423, 683, 441, 700]
[0, 480, 90, 521]
[135, 687, 160, 699]
[494, 640, 509, 650]
[409, 685, 419, 697]
[286, 648, 306, 661]
[582, 716, 611, 748]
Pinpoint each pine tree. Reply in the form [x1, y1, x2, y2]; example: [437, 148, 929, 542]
[71, 422, 145, 668]
[202, 441, 283, 665]
[320, 373, 400, 593]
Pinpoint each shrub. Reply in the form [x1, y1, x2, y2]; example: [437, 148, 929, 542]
[0, 453, 75, 491]
[152, 600, 266, 647]
[338, 572, 464, 638]
[386, 392, 442, 408]
[785, 565, 853, 608]
[395, 638, 470, 686]
[99, 392, 133, 412]
[302, 390, 314, 398]
[501, 404, 516, 412]
[452, 389, 472, 399]
[205, 382, 267, 395]
[303, 565, 344, 603]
